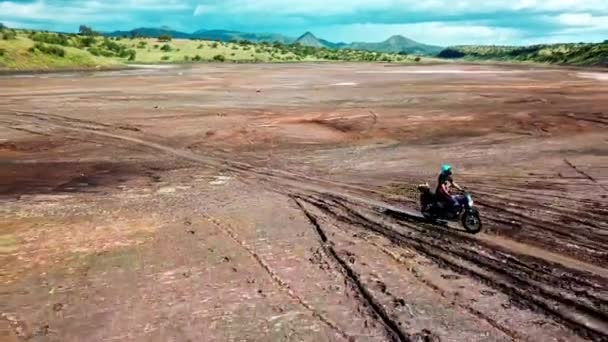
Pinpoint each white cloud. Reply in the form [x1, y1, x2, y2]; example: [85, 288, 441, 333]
[192, 0, 608, 17]
[313, 22, 522, 46]
[0, 0, 190, 24]
[554, 13, 608, 29]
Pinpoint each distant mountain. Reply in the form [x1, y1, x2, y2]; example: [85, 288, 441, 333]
[345, 35, 443, 55]
[104, 28, 441, 55]
[191, 29, 293, 44]
[106, 27, 191, 39]
[294, 32, 326, 48]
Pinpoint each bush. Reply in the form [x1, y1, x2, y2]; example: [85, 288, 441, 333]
[0, 48, 5, 56]
[213, 54, 225, 62]
[1, 30, 16, 40]
[160, 44, 172, 52]
[230, 52, 235, 56]
[158, 34, 171, 42]
[414, 56, 421, 62]
[126, 49, 136, 60]
[101, 38, 125, 53]
[30, 32, 69, 45]
[210, 42, 219, 48]
[153, 44, 159, 49]
[192, 55, 202, 61]
[183, 55, 190, 61]
[137, 41, 147, 48]
[89, 47, 101, 56]
[161, 55, 170, 61]
[29, 42, 66, 57]
[197, 44, 203, 49]
[78, 36, 95, 48]
[78, 25, 95, 36]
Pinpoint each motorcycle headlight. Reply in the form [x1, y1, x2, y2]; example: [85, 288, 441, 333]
[467, 195, 474, 206]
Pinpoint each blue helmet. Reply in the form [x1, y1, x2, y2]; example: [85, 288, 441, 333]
[441, 164, 452, 173]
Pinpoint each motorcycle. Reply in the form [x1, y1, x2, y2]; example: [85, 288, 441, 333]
[417, 183, 482, 234]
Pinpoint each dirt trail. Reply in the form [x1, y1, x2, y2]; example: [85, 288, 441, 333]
[2, 106, 607, 341]
[1, 64, 607, 341]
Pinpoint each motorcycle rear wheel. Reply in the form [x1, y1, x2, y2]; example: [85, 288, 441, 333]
[462, 209, 482, 234]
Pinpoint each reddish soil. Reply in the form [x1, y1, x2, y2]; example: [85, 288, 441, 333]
[1, 63, 607, 341]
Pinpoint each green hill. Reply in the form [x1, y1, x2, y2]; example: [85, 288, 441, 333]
[346, 35, 443, 55]
[294, 32, 327, 48]
[438, 43, 608, 66]
[0, 28, 427, 71]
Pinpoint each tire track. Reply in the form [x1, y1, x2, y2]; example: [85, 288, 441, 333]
[201, 214, 353, 341]
[298, 194, 608, 341]
[3, 109, 608, 341]
[301, 195, 524, 341]
[292, 198, 409, 342]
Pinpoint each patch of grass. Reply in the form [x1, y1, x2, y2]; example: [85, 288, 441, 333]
[0, 32, 120, 70]
[1, 29, 428, 70]
[160, 43, 172, 52]
[1, 30, 17, 40]
[29, 42, 66, 57]
[438, 43, 608, 66]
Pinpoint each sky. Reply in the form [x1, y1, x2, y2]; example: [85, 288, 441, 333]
[1, 0, 607, 45]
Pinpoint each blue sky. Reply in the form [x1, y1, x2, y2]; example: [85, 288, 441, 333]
[1, 0, 607, 45]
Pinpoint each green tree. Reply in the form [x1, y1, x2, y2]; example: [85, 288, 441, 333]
[158, 34, 172, 42]
[78, 25, 95, 36]
[160, 44, 172, 52]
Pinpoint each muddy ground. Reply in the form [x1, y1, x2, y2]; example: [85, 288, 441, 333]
[1, 63, 607, 342]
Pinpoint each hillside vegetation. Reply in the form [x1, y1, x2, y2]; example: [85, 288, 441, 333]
[438, 43, 608, 66]
[0, 28, 426, 71]
[108, 27, 442, 55]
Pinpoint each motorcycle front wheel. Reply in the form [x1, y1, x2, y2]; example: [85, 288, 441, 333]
[462, 209, 482, 234]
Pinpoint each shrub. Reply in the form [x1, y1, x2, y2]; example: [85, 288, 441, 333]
[158, 34, 171, 42]
[30, 32, 69, 45]
[197, 44, 203, 49]
[153, 44, 159, 49]
[29, 42, 66, 57]
[78, 25, 95, 36]
[210, 42, 219, 48]
[230, 52, 235, 56]
[101, 38, 124, 53]
[161, 55, 170, 61]
[212, 54, 225, 62]
[89, 47, 101, 56]
[192, 55, 202, 61]
[2, 29, 16, 40]
[0, 48, 5, 56]
[160, 43, 172, 52]
[78, 36, 95, 48]
[183, 55, 190, 61]
[414, 56, 421, 62]
[126, 49, 136, 60]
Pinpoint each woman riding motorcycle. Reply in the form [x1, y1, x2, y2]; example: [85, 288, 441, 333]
[436, 164, 463, 211]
